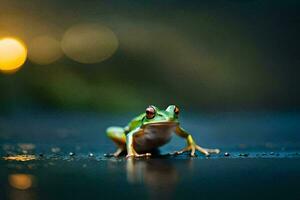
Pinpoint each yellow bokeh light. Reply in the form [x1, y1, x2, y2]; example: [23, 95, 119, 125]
[8, 174, 34, 190]
[28, 35, 63, 65]
[61, 23, 119, 64]
[3, 155, 36, 162]
[0, 37, 27, 73]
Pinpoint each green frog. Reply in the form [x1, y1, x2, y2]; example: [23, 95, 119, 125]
[106, 105, 220, 158]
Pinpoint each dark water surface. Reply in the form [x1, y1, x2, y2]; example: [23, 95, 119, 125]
[1, 112, 300, 199]
[1, 154, 300, 200]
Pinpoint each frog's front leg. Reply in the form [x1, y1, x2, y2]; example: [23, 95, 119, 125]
[126, 128, 151, 158]
[106, 126, 126, 157]
[175, 126, 220, 156]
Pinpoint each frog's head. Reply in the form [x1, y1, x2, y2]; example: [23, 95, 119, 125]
[142, 105, 180, 126]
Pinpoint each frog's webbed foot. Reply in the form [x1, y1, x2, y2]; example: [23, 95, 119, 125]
[126, 152, 151, 158]
[175, 144, 220, 157]
[175, 128, 220, 157]
[126, 148, 151, 158]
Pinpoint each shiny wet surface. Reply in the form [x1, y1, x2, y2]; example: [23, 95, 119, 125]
[1, 153, 300, 200]
[1, 112, 300, 199]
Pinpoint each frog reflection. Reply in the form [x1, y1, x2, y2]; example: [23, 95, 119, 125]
[126, 158, 194, 199]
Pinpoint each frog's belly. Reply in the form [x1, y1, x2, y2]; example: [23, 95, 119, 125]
[134, 124, 176, 152]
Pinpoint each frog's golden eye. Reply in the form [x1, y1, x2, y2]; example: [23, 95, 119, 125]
[174, 106, 180, 115]
[146, 106, 156, 119]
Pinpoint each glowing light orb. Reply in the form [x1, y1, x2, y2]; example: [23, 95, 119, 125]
[61, 23, 119, 64]
[8, 174, 34, 190]
[28, 35, 63, 65]
[0, 37, 27, 73]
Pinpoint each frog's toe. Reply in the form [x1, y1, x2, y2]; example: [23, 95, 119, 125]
[126, 154, 134, 158]
[195, 145, 210, 156]
[144, 153, 152, 157]
[126, 152, 151, 158]
[174, 146, 190, 155]
[204, 148, 220, 154]
[113, 148, 125, 157]
[173, 151, 182, 155]
[213, 149, 220, 154]
[174, 145, 216, 157]
[190, 146, 196, 156]
[104, 148, 125, 158]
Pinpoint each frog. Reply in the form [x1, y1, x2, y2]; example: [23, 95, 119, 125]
[106, 105, 220, 158]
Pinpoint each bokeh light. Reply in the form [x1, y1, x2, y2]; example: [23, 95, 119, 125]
[28, 35, 63, 65]
[8, 174, 34, 190]
[0, 37, 27, 73]
[61, 23, 118, 64]
[3, 155, 36, 162]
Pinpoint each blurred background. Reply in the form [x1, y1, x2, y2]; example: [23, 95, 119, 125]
[2, 2, 300, 199]
[1, 0, 299, 113]
[0, 0, 300, 151]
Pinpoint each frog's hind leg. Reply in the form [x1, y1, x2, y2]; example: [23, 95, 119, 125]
[106, 126, 126, 157]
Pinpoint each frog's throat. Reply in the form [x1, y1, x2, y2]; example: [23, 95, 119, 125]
[142, 121, 179, 128]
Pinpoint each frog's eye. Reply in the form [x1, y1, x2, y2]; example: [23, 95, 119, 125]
[174, 106, 180, 115]
[146, 106, 156, 119]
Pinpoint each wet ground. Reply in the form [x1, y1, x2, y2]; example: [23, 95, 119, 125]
[1, 111, 300, 199]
